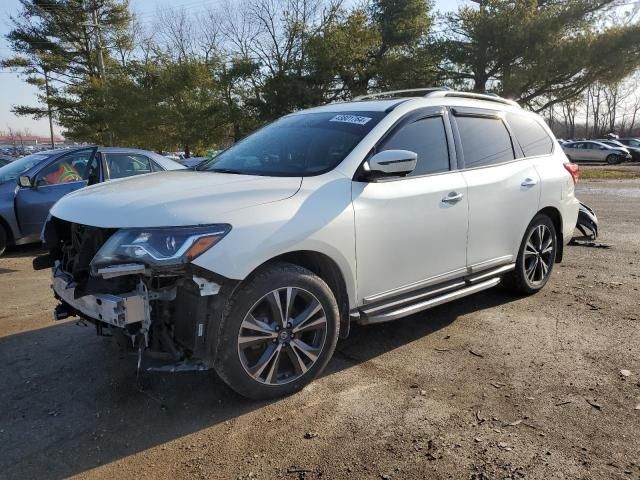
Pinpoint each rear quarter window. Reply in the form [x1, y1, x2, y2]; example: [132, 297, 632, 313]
[455, 116, 515, 168]
[506, 113, 554, 157]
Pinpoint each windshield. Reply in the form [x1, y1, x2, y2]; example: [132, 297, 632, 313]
[198, 111, 386, 176]
[0, 153, 52, 184]
[628, 139, 640, 147]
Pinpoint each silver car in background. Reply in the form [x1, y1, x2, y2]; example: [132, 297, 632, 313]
[561, 140, 631, 164]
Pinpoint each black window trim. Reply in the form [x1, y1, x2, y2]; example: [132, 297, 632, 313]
[354, 106, 457, 182]
[450, 107, 524, 171]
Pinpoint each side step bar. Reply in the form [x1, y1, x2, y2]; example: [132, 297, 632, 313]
[358, 276, 502, 325]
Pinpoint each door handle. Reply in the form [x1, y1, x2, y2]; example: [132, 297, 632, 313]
[442, 192, 464, 204]
[521, 178, 538, 187]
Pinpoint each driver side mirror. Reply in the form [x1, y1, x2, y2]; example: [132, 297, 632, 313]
[18, 175, 33, 188]
[366, 150, 418, 177]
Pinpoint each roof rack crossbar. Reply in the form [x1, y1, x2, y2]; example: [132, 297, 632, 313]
[354, 87, 451, 101]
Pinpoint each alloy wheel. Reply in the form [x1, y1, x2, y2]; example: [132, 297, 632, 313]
[237, 287, 328, 385]
[523, 224, 554, 285]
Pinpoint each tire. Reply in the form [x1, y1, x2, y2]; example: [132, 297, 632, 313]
[606, 154, 620, 165]
[0, 224, 7, 257]
[214, 262, 340, 400]
[503, 214, 557, 295]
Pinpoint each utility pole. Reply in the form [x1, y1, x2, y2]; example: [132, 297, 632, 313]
[43, 68, 55, 148]
[86, 0, 113, 145]
[91, 0, 105, 79]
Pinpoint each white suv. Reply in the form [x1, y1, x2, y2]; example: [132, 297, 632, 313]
[40, 89, 580, 399]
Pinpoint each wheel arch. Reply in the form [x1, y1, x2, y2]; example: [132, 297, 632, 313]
[244, 250, 352, 339]
[537, 206, 564, 263]
[0, 215, 15, 245]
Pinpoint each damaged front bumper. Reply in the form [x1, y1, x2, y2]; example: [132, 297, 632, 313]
[52, 266, 148, 327]
[42, 217, 235, 372]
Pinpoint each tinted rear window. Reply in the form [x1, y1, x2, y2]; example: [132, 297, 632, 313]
[506, 113, 554, 157]
[456, 116, 515, 167]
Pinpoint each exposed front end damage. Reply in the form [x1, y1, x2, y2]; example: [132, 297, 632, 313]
[39, 217, 235, 372]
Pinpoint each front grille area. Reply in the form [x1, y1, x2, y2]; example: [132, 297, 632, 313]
[66, 223, 112, 279]
[48, 217, 124, 297]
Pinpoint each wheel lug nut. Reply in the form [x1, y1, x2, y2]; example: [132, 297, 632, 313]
[287, 322, 292, 328]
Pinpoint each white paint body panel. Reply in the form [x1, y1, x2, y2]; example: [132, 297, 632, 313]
[352, 173, 468, 301]
[462, 160, 540, 267]
[50, 171, 302, 228]
[50, 96, 580, 311]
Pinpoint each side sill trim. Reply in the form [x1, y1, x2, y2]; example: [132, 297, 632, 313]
[363, 267, 467, 304]
[359, 277, 500, 325]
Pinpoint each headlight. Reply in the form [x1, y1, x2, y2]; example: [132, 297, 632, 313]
[90, 225, 231, 273]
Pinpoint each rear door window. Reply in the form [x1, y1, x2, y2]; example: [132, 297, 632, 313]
[380, 116, 450, 176]
[106, 153, 153, 179]
[505, 113, 554, 157]
[455, 116, 515, 168]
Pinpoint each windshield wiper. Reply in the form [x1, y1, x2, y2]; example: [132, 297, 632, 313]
[209, 168, 247, 175]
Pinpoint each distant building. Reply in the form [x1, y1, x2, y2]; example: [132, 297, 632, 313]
[0, 135, 64, 147]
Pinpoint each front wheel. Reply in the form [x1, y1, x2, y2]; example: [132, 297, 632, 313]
[503, 214, 557, 295]
[214, 262, 340, 400]
[606, 154, 621, 165]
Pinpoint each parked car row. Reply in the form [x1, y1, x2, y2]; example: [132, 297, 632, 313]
[0, 147, 185, 255]
[0, 154, 14, 168]
[560, 138, 640, 164]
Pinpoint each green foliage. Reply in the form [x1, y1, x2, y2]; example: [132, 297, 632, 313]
[4, 0, 640, 148]
[438, 0, 640, 110]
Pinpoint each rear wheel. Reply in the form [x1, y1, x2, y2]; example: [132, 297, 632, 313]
[606, 154, 621, 165]
[214, 262, 339, 400]
[0, 225, 7, 257]
[503, 214, 557, 295]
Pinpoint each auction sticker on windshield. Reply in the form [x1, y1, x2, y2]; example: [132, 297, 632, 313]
[330, 114, 372, 125]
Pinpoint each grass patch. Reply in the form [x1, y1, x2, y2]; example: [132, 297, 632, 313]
[579, 168, 640, 180]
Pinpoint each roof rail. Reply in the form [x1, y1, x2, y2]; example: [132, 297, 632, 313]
[435, 91, 520, 107]
[353, 87, 520, 108]
[354, 87, 450, 101]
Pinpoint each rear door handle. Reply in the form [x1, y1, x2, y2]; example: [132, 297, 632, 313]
[521, 178, 538, 187]
[442, 192, 464, 204]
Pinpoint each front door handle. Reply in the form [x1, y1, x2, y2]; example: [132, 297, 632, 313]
[442, 192, 464, 204]
[521, 178, 538, 187]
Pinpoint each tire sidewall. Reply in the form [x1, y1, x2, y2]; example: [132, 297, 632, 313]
[214, 263, 340, 400]
[516, 215, 557, 293]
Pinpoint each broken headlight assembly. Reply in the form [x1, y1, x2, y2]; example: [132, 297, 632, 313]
[90, 224, 231, 273]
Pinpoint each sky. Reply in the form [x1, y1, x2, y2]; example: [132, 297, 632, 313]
[0, 0, 459, 137]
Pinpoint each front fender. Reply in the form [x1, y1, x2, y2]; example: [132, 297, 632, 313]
[192, 173, 358, 309]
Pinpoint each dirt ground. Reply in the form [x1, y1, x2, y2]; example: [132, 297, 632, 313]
[1, 177, 639, 480]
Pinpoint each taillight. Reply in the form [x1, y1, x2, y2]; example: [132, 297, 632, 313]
[564, 162, 579, 184]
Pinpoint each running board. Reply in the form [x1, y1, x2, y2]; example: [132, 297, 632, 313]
[358, 277, 501, 325]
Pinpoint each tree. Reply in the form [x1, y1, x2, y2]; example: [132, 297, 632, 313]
[3, 0, 132, 144]
[438, 0, 640, 111]
[306, 0, 435, 98]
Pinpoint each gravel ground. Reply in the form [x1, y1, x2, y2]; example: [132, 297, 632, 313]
[0, 178, 638, 480]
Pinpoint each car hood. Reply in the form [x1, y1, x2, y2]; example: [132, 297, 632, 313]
[50, 171, 302, 228]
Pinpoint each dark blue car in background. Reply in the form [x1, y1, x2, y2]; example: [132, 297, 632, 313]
[0, 146, 185, 255]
